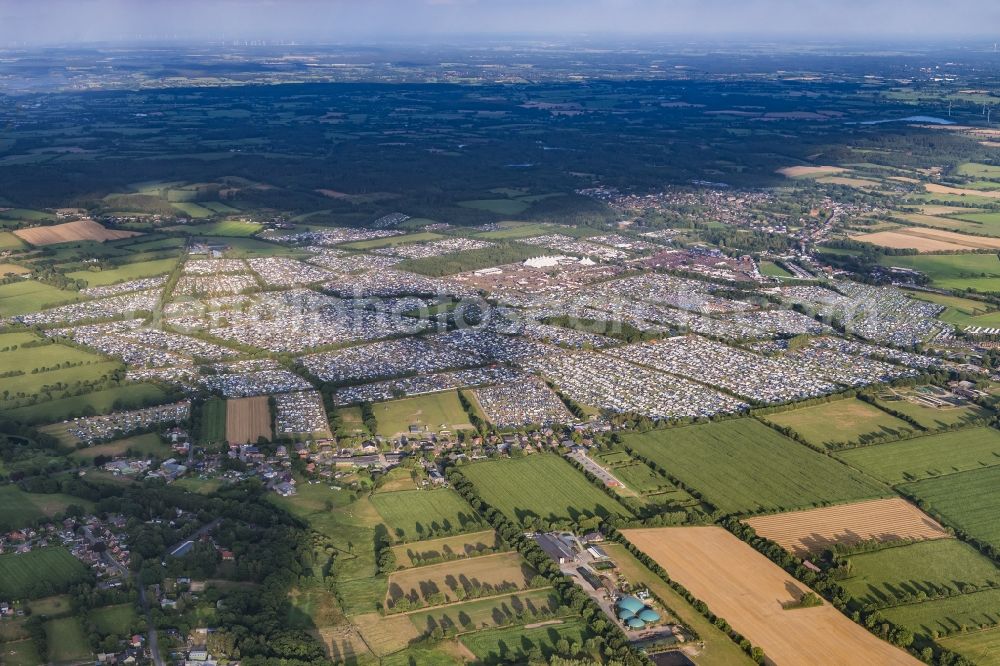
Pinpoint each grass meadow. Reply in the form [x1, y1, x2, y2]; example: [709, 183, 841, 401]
[901, 466, 1000, 549]
[0, 548, 90, 599]
[371, 488, 483, 542]
[624, 419, 888, 514]
[763, 399, 915, 448]
[460, 454, 634, 527]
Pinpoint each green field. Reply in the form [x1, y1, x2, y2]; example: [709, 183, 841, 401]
[44, 616, 92, 664]
[0, 231, 26, 250]
[0, 383, 170, 424]
[168, 219, 262, 236]
[907, 290, 1000, 327]
[371, 489, 483, 542]
[0, 547, 90, 599]
[624, 420, 888, 515]
[89, 604, 140, 636]
[408, 589, 563, 635]
[759, 260, 795, 278]
[938, 626, 1000, 666]
[764, 399, 915, 448]
[877, 253, 1000, 292]
[0, 334, 107, 374]
[340, 231, 445, 250]
[374, 391, 473, 438]
[0, 361, 123, 409]
[901, 466, 1000, 549]
[0, 640, 42, 666]
[0, 208, 56, 222]
[0, 280, 81, 316]
[837, 427, 1000, 484]
[66, 257, 178, 286]
[474, 222, 558, 240]
[0, 487, 92, 529]
[882, 588, 1000, 639]
[460, 454, 633, 527]
[69, 432, 171, 462]
[839, 540, 1000, 606]
[459, 619, 592, 664]
[190, 235, 302, 257]
[872, 393, 991, 430]
[956, 163, 1000, 179]
[198, 397, 227, 444]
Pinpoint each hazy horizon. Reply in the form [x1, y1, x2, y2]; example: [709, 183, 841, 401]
[2, 0, 1000, 46]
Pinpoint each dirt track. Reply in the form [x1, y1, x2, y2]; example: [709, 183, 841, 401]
[622, 527, 920, 666]
[744, 497, 950, 557]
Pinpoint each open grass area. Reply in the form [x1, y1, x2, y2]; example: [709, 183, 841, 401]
[0, 231, 27, 250]
[0, 487, 93, 529]
[938, 626, 1000, 666]
[373, 391, 473, 438]
[906, 290, 1000, 327]
[0, 640, 42, 666]
[391, 530, 503, 569]
[89, 604, 140, 636]
[198, 397, 227, 444]
[956, 162, 1000, 179]
[837, 427, 1000, 484]
[473, 222, 559, 240]
[408, 588, 564, 636]
[882, 588, 1000, 640]
[839, 540, 1000, 606]
[0, 547, 90, 599]
[872, 391, 991, 430]
[0, 362, 122, 410]
[0, 280, 81, 316]
[460, 454, 633, 528]
[340, 231, 444, 250]
[0, 334, 107, 374]
[759, 260, 795, 278]
[764, 399, 915, 448]
[0, 383, 170, 424]
[269, 481, 386, 615]
[66, 257, 177, 286]
[168, 219, 262, 236]
[44, 616, 92, 664]
[371, 489, 483, 542]
[385, 551, 538, 610]
[69, 433, 170, 462]
[624, 420, 888, 515]
[459, 619, 593, 664]
[189, 235, 303, 257]
[877, 253, 1000, 292]
[901, 466, 1000, 550]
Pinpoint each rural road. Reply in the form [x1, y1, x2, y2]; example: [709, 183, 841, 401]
[138, 583, 165, 666]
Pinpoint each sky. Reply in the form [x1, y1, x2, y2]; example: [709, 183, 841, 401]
[1, 0, 998, 45]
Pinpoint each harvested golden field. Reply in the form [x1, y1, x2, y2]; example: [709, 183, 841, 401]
[852, 227, 1000, 252]
[13, 218, 140, 246]
[926, 183, 1000, 200]
[622, 527, 919, 666]
[744, 498, 950, 557]
[226, 396, 271, 444]
[777, 165, 846, 178]
[385, 551, 536, 610]
[851, 230, 966, 252]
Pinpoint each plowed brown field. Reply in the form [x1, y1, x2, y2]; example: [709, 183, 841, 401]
[13, 219, 140, 246]
[744, 497, 950, 557]
[622, 527, 920, 666]
[226, 396, 271, 444]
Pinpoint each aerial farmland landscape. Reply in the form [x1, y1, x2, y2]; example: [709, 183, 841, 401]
[2, 1, 1000, 665]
